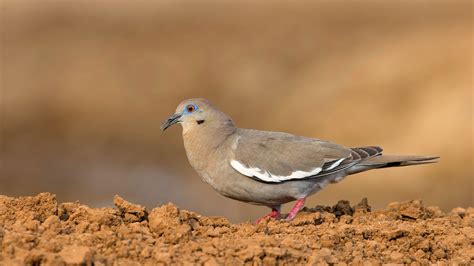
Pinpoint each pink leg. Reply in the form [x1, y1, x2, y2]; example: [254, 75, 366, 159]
[255, 207, 281, 224]
[285, 198, 306, 221]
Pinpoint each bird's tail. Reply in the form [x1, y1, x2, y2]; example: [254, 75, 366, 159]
[347, 153, 439, 175]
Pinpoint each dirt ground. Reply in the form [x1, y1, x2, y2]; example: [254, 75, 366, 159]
[0, 193, 472, 265]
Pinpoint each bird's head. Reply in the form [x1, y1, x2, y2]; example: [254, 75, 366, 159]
[160, 98, 234, 133]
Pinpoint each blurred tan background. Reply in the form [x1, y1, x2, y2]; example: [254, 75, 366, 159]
[0, 0, 472, 222]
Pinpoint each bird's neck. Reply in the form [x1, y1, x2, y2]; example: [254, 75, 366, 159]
[182, 120, 236, 171]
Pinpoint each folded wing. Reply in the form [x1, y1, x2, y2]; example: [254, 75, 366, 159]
[230, 129, 380, 183]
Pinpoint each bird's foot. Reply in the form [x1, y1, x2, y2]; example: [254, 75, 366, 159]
[285, 198, 306, 221]
[255, 208, 281, 224]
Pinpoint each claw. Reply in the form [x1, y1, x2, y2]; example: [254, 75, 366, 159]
[255, 208, 281, 224]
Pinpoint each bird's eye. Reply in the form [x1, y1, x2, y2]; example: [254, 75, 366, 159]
[185, 104, 197, 113]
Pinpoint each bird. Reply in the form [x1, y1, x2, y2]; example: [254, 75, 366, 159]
[160, 98, 438, 223]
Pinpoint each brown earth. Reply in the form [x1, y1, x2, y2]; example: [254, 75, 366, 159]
[0, 193, 472, 265]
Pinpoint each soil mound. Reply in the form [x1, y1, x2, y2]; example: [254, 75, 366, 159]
[0, 193, 472, 265]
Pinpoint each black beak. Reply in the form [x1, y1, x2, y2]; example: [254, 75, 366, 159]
[160, 113, 182, 131]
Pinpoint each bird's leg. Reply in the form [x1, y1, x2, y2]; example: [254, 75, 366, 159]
[255, 206, 281, 224]
[285, 198, 306, 221]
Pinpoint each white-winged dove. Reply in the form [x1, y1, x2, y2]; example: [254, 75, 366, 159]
[161, 98, 438, 223]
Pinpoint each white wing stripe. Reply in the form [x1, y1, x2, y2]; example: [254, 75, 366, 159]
[325, 158, 345, 171]
[230, 160, 322, 183]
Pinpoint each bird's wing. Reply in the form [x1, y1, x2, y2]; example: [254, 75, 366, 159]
[230, 129, 381, 183]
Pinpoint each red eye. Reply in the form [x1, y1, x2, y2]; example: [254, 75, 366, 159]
[186, 105, 195, 113]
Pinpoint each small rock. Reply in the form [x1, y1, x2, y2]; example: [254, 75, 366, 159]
[321, 212, 336, 223]
[59, 202, 119, 227]
[204, 257, 219, 266]
[318, 248, 332, 257]
[41, 215, 62, 234]
[24, 220, 40, 232]
[148, 203, 192, 243]
[153, 251, 172, 263]
[202, 245, 218, 256]
[417, 239, 430, 251]
[237, 244, 263, 261]
[262, 256, 276, 266]
[308, 248, 333, 264]
[427, 206, 443, 217]
[263, 247, 285, 257]
[450, 207, 466, 218]
[88, 207, 120, 226]
[290, 211, 321, 226]
[199, 216, 230, 227]
[387, 200, 433, 220]
[414, 249, 425, 260]
[460, 226, 474, 239]
[386, 228, 409, 240]
[113, 195, 148, 223]
[339, 215, 353, 224]
[332, 200, 353, 217]
[353, 198, 371, 215]
[59, 245, 94, 265]
[433, 249, 446, 259]
[390, 251, 404, 262]
[320, 235, 335, 248]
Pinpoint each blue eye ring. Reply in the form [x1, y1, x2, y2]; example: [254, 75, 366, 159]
[184, 104, 198, 114]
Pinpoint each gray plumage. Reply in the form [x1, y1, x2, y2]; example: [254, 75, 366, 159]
[161, 98, 439, 221]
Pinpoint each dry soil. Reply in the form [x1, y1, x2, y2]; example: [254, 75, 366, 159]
[0, 193, 472, 265]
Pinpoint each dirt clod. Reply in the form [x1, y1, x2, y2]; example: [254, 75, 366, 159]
[59, 245, 94, 265]
[1, 193, 472, 264]
[113, 195, 148, 223]
[332, 200, 354, 217]
[387, 199, 435, 220]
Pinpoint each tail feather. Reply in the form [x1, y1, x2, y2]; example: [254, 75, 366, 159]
[347, 154, 439, 175]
